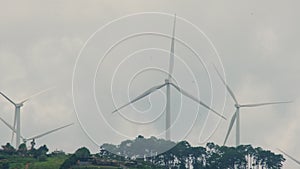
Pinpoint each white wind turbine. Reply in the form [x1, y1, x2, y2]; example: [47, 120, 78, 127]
[213, 66, 291, 146]
[0, 116, 73, 147]
[278, 148, 300, 166]
[0, 87, 54, 148]
[112, 15, 226, 140]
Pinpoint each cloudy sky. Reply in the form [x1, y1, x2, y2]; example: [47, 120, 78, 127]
[0, 1, 299, 168]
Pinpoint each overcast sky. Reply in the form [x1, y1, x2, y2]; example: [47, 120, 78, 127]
[0, 1, 299, 168]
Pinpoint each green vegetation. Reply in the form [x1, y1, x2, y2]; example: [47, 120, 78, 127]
[0, 154, 68, 169]
[71, 166, 124, 169]
[100, 136, 285, 169]
[28, 156, 68, 169]
[0, 136, 286, 169]
[0, 142, 67, 169]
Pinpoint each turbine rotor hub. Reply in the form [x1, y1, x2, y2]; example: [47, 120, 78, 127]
[165, 79, 170, 84]
[234, 104, 240, 108]
[16, 103, 23, 107]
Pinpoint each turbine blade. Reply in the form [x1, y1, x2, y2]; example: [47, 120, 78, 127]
[277, 149, 300, 165]
[26, 123, 74, 141]
[240, 101, 292, 108]
[213, 64, 239, 104]
[0, 92, 16, 105]
[19, 86, 55, 104]
[112, 83, 167, 114]
[223, 109, 239, 145]
[170, 83, 226, 120]
[168, 14, 176, 81]
[0, 116, 16, 133]
[11, 111, 17, 143]
[0, 116, 25, 140]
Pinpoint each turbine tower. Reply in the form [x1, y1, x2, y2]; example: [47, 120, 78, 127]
[165, 13, 176, 140]
[278, 148, 300, 166]
[0, 116, 73, 147]
[112, 15, 226, 140]
[213, 65, 290, 146]
[0, 87, 53, 148]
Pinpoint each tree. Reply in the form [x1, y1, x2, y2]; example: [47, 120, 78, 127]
[75, 147, 91, 159]
[98, 137, 286, 169]
[32, 144, 49, 160]
[137, 135, 144, 139]
[0, 163, 9, 169]
[60, 147, 91, 169]
[18, 143, 27, 156]
[255, 148, 285, 169]
[1, 143, 16, 155]
[60, 154, 77, 169]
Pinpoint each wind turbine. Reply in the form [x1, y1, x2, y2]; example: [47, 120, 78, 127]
[213, 65, 291, 146]
[278, 148, 300, 166]
[111, 14, 226, 140]
[0, 87, 54, 148]
[0, 116, 73, 147]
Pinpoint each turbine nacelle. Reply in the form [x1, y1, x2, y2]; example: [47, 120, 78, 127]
[164, 79, 170, 84]
[234, 104, 240, 108]
[16, 103, 24, 108]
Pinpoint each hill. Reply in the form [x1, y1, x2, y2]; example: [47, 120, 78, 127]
[0, 136, 285, 169]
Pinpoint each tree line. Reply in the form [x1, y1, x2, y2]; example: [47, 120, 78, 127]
[100, 136, 285, 169]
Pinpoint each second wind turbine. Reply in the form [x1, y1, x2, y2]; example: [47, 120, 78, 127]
[213, 65, 291, 146]
[0, 87, 54, 148]
[112, 15, 226, 140]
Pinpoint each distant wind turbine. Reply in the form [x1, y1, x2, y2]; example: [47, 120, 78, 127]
[0, 87, 54, 148]
[213, 65, 291, 146]
[112, 14, 226, 140]
[278, 148, 300, 165]
[0, 116, 73, 147]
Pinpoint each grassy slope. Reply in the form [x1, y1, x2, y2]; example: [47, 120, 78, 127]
[28, 156, 68, 169]
[1, 155, 159, 169]
[0, 155, 67, 169]
[73, 166, 121, 169]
